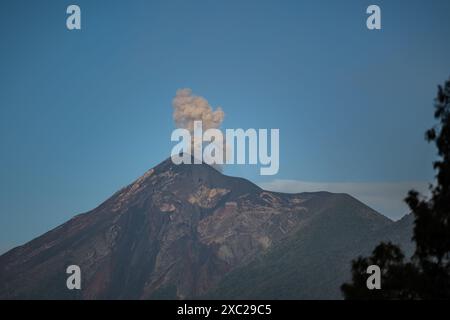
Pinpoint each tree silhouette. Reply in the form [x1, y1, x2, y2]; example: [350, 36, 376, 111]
[342, 78, 450, 299]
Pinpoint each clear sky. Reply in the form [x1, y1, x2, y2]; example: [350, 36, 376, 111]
[1, 0, 450, 253]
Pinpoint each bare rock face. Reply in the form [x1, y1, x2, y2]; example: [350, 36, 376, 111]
[0, 158, 397, 299]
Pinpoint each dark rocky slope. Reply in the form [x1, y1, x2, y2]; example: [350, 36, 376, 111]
[0, 159, 412, 299]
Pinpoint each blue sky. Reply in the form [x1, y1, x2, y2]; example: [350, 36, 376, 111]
[1, 0, 450, 253]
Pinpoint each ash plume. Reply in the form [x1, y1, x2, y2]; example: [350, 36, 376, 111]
[172, 89, 226, 169]
[172, 88, 225, 133]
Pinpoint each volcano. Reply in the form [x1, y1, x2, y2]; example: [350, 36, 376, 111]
[0, 158, 414, 299]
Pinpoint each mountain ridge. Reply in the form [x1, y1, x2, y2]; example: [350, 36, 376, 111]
[0, 158, 411, 299]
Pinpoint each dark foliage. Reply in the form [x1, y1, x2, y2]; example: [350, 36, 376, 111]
[342, 78, 450, 299]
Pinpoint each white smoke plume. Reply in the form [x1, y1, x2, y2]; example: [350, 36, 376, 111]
[172, 88, 226, 169]
[172, 88, 225, 133]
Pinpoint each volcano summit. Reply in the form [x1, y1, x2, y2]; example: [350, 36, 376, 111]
[0, 158, 413, 299]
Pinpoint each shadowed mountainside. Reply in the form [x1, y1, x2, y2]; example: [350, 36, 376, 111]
[0, 158, 412, 299]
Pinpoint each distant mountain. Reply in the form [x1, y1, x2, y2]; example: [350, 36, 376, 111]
[0, 158, 413, 299]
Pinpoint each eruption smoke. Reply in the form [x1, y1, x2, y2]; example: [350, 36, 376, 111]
[172, 88, 224, 133]
[172, 88, 226, 168]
